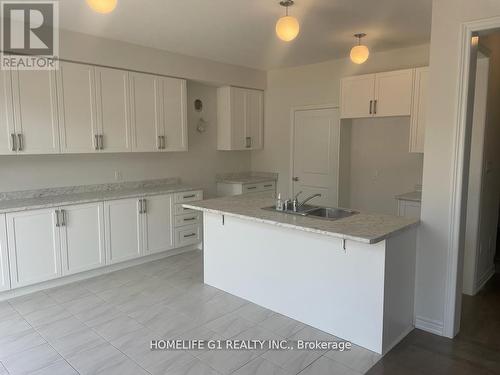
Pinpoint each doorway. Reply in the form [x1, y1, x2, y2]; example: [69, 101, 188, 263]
[290, 106, 340, 207]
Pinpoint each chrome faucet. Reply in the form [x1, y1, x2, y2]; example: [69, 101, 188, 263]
[292, 191, 322, 212]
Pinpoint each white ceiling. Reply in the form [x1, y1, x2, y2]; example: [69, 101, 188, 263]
[58, 0, 432, 70]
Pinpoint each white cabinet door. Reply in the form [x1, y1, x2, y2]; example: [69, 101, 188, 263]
[60, 203, 105, 276]
[230, 87, 247, 150]
[245, 89, 263, 150]
[410, 67, 429, 153]
[374, 69, 414, 117]
[57, 62, 98, 153]
[340, 74, 375, 119]
[397, 200, 421, 219]
[104, 198, 142, 264]
[11, 70, 60, 154]
[6, 208, 61, 288]
[129, 72, 162, 152]
[161, 77, 187, 151]
[0, 215, 10, 292]
[0, 71, 16, 155]
[142, 195, 173, 255]
[95, 67, 131, 152]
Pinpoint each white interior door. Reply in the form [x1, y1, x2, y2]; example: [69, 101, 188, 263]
[6, 208, 61, 288]
[95, 67, 131, 152]
[162, 77, 187, 151]
[129, 72, 162, 152]
[60, 203, 105, 276]
[292, 107, 340, 207]
[374, 69, 414, 117]
[340, 74, 375, 119]
[57, 61, 98, 153]
[104, 198, 142, 264]
[11, 69, 60, 154]
[0, 215, 10, 292]
[143, 194, 173, 254]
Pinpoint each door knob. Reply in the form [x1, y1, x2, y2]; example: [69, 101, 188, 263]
[292, 177, 299, 181]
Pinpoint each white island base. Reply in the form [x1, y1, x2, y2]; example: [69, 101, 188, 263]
[203, 212, 417, 355]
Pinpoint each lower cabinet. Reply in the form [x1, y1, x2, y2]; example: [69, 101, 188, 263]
[142, 194, 174, 255]
[104, 198, 143, 265]
[0, 215, 11, 292]
[6, 208, 62, 288]
[60, 203, 105, 276]
[397, 200, 421, 219]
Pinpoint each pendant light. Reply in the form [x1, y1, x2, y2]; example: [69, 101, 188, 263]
[275, 0, 300, 42]
[86, 0, 117, 14]
[350, 33, 370, 64]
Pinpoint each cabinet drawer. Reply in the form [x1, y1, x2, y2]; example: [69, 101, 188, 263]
[175, 224, 202, 247]
[243, 184, 261, 194]
[174, 212, 201, 227]
[260, 181, 275, 191]
[174, 190, 203, 203]
[174, 204, 196, 215]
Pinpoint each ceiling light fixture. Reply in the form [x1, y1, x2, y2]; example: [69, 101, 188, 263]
[350, 33, 370, 64]
[275, 0, 300, 42]
[86, 0, 117, 14]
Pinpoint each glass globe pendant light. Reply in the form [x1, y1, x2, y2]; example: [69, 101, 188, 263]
[276, 0, 300, 42]
[350, 33, 370, 64]
[86, 0, 117, 14]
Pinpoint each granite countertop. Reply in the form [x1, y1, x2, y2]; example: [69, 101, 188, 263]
[0, 179, 201, 214]
[184, 193, 419, 244]
[395, 191, 422, 202]
[216, 172, 278, 185]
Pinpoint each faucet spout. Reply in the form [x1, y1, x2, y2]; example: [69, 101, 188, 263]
[293, 193, 322, 212]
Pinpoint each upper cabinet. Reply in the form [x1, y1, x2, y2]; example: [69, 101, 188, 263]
[340, 69, 414, 119]
[0, 61, 188, 155]
[409, 67, 429, 153]
[217, 86, 264, 151]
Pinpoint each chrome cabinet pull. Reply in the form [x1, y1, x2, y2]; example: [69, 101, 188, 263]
[55, 210, 60, 227]
[292, 177, 299, 182]
[94, 135, 99, 150]
[11, 133, 17, 152]
[161, 135, 166, 149]
[369, 100, 373, 115]
[157, 135, 162, 150]
[183, 233, 196, 238]
[374, 100, 377, 115]
[183, 194, 196, 199]
[184, 217, 196, 221]
[245, 137, 251, 148]
[264, 184, 273, 188]
[142, 199, 147, 214]
[138, 199, 143, 214]
[61, 210, 67, 226]
[17, 134, 23, 151]
[99, 135, 104, 150]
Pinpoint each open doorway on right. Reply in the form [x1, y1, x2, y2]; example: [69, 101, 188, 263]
[460, 28, 500, 349]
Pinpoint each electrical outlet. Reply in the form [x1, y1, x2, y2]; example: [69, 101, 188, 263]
[114, 171, 123, 181]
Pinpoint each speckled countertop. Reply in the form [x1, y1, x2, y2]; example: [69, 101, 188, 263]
[395, 191, 422, 202]
[216, 172, 278, 185]
[0, 179, 201, 214]
[184, 193, 419, 244]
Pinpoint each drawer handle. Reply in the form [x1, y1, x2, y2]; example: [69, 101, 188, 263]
[264, 184, 273, 187]
[184, 217, 196, 221]
[183, 233, 196, 238]
[247, 187, 257, 190]
[183, 194, 196, 199]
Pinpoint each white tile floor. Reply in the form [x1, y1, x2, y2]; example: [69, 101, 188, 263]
[0, 251, 380, 375]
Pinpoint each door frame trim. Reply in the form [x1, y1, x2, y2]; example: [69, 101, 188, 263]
[289, 104, 340, 201]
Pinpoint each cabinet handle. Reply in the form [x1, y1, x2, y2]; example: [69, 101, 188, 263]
[94, 135, 99, 150]
[246, 186, 257, 190]
[99, 135, 104, 150]
[157, 135, 162, 150]
[11, 133, 17, 152]
[61, 210, 66, 226]
[183, 194, 196, 199]
[183, 233, 196, 238]
[55, 210, 60, 227]
[138, 199, 143, 214]
[184, 217, 196, 221]
[17, 134, 23, 151]
[142, 199, 147, 214]
[264, 184, 273, 188]
[162, 135, 166, 149]
[374, 100, 377, 115]
[245, 137, 251, 148]
[369, 100, 373, 115]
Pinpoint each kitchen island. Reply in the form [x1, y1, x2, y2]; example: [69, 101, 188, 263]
[184, 193, 419, 354]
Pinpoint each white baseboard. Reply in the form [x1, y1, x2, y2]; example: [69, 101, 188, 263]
[415, 316, 444, 336]
[0, 245, 200, 302]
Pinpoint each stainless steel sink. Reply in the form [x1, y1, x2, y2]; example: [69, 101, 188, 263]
[306, 207, 358, 220]
[262, 205, 358, 221]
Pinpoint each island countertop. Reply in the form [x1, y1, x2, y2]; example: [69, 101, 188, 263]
[184, 193, 419, 244]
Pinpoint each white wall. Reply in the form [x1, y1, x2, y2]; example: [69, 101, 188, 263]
[0, 81, 251, 198]
[346, 117, 424, 215]
[417, 0, 500, 337]
[59, 29, 266, 90]
[251, 44, 429, 213]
